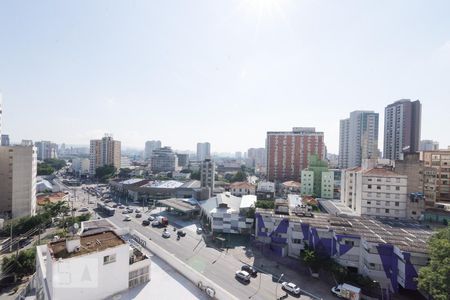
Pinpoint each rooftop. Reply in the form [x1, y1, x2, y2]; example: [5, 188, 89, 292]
[230, 181, 255, 189]
[120, 178, 148, 185]
[158, 198, 200, 213]
[48, 230, 125, 260]
[256, 209, 434, 254]
[363, 168, 404, 177]
[143, 180, 184, 189]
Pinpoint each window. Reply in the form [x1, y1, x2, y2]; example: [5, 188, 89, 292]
[103, 254, 116, 265]
[368, 184, 372, 189]
[367, 201, 371, 205]
[291, 238, 302, 244]
[396, 178, 401, 183]
[376, 208, 380, 213]
[395, 194, 400, 199]
[385, 209, 390, 213]
[386, 194, 390, 198]
[395, 202, 399, 207]
[376, 201, 380, 205]
[376, 193, 381, 198]
[368, 178, 372, 182]
[367, 207, 371, 212]
[344, 240, 354, 246]
[412, 211, 416, 215]
[386, 201, 390, 206]
[386, 186, 391, 191]
[377, 178, 382, 182]
[367, 193, 372, 197]
[386, 178, 391, 182]
[395, 210, 399, 215]
[396, 186, 400, 191]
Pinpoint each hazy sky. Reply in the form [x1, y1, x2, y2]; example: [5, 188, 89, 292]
[1, 0, 449, 153]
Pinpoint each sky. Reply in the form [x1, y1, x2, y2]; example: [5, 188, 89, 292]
[1, 0, 449, 154]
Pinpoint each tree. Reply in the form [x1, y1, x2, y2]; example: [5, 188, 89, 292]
[2, 248, 36, 281]
[95, 165, 117, 182]
[255, 200, 275, 209]
[190, 170, 201, 180]
[37, 163, 55, 175]
[44, 158, 67, 170]
[418, 226, 450, 300]
[231, 170, 247, 183]
[302, 249, 320, 271]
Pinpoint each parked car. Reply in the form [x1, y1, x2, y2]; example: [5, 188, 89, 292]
[78, 207, 88, 212]
[162, 231, 171, 238]
[196, 228, 203, 234]
[148, 216, 155, 221]
[119, 205, 125, 209]
[112, 204, 118, 208]
[135, 208, 141, 213]
[142, 220, 150, 226]
[127, 208, 134, 213]
[135, 213, 142, 218]
[241, 265, 257, 276]
[281, 282, 301, 295]
[124, 216, 132, 222]
[122, 210, 129, 214]
[177, 230, 186, 237]
[235, 270, 250, 282]
[151, 220, 160, 227]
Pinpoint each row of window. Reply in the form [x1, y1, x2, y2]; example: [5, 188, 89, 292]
[367, 185, 401, 191]
[366, 207, 400, 215]
[366, 200, 400, 206]
[366, 193, 401, 199]
[367, 177, 401, 183]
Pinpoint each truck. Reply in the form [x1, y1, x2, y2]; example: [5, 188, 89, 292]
[331, 283, 361, 300]
[152, 216, 169, 227]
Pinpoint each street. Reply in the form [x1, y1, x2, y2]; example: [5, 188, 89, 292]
[69, 185, 333, 300]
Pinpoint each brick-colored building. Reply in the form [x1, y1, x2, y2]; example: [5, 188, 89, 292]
[266, 127, 325, 182]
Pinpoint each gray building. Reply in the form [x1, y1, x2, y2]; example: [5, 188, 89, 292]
[176, 153, 189, 168]
[384, 99, 421, 160]
[419, 140, 439, 151]
[196, 142, 211, 161]
[200, 158, 215, 197]
[35, 141, 58, 161]
[1, 134, 9, 146]
[151, 147, 177, 173]
[144, 140, 161, 160]
[339, 111, 379, 169]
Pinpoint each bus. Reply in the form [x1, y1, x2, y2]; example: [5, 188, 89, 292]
[97, 202, 116, 216]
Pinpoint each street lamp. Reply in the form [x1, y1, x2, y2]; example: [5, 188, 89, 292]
[275, 273, 284, 299]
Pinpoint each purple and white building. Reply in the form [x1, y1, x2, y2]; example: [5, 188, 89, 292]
[255, 209, 433, 294]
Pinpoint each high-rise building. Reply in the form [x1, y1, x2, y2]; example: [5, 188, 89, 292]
[339, 111, 379, 169]
[144, 140, 162, 160]
[1, 134, 10, 146]
[0, 145, 37, 219]
[200, 158, 215, 197]
[247, 148, 266, 168]
[35, 141, 58, 161]
[266, 127, 325, 182]
[419, 140, 439, 151]
[176, 153, 189, 168]
[196, 142, 211, 161]
[150, 146, 177, 173]
[89, 134, 121, 175]
[384, 99, 421, 160]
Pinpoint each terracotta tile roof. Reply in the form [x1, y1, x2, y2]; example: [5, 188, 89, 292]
[282, 181, 301, 188]
[37, 192, 68, 206]
[230, 181, 255, 189]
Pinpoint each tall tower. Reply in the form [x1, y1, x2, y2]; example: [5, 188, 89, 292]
[89, 134, 121, 175]
[200, 159, 215, 197]
[384, 99, 421, 160]
[339, 111, 379, 169]
[196, 142, 211, 161]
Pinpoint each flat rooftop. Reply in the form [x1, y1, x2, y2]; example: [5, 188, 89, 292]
[256, 209, 434, 254]
[49, 230, 125, 260]
[158, 198, 199, 213]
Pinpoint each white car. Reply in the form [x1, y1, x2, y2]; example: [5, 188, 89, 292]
[235, 270, 250, 282]
[281, 282, 301, 295]
[196, 228, 203, 234]
[148, 216, 155, 221]
[124, 216, 132, 221]
[162, 231, 171, 238]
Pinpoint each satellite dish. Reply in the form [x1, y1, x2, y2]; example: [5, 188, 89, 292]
[74, 223, 80, 230]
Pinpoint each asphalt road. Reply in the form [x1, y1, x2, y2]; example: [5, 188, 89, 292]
[70, 185, 330, 300]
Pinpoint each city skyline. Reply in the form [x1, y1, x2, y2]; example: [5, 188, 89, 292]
[1, 1, 450, 153]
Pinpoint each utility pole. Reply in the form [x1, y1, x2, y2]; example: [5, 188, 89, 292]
[9, 221, 13, 252]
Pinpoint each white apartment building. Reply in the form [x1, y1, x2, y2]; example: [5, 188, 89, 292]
[144, 140, 161, 160]
[339, 111, 379, 169]
[341, 163, 408, 219]
[0, 145, 37, 219]
[35, 226, 150, 300]
[199, 193, 255, 234]
[71, 158, 90, 176]
[89, 135, 121, 175]
[196, 142, 211, 161]
[229, 181, 256, 197]
[35, 141, 58, 161]
[150, 146, 178, 173]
